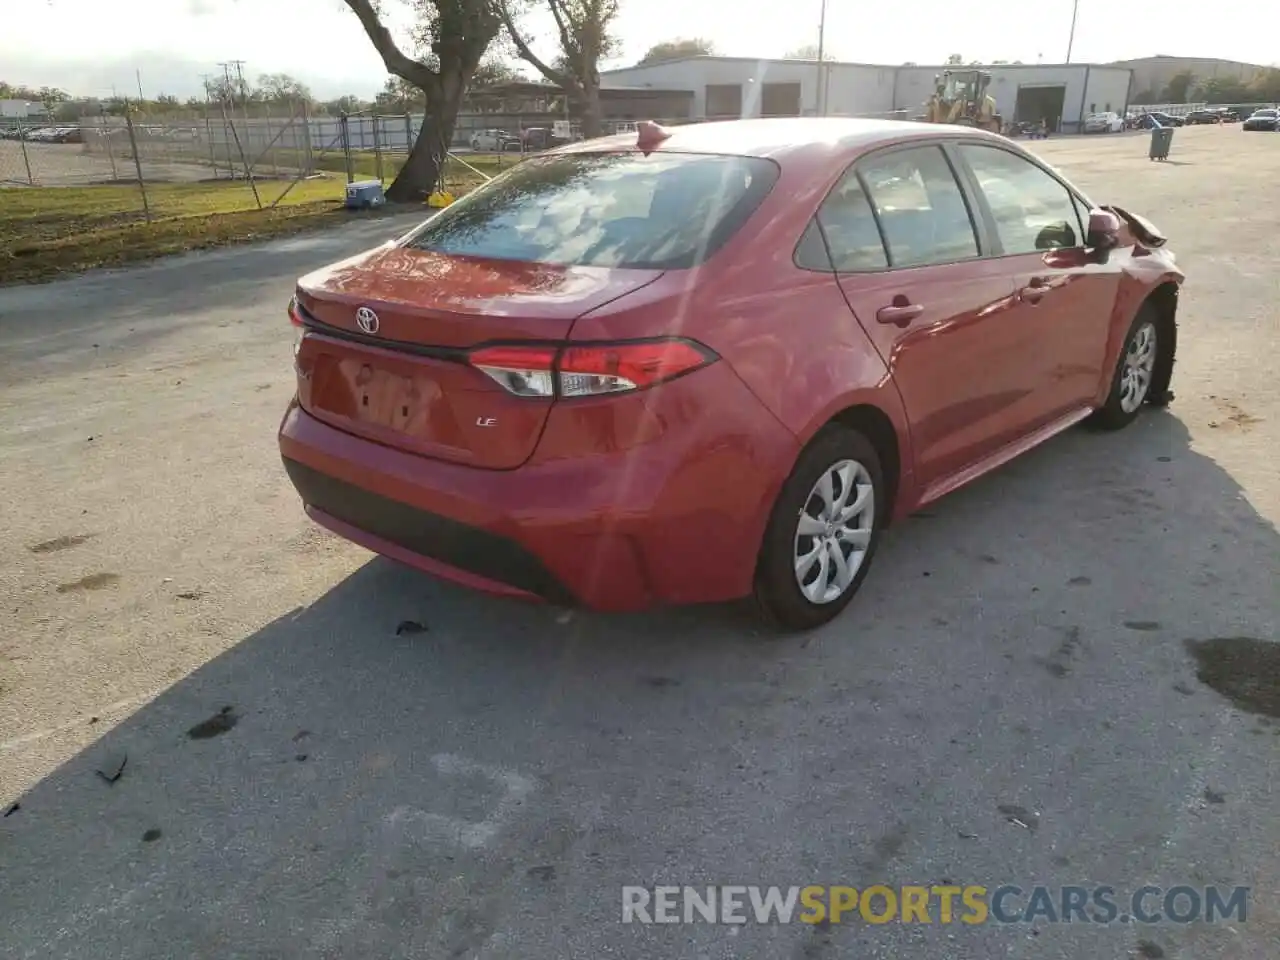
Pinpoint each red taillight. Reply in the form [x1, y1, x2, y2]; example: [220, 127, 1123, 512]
[288, 296, 305, 327]
[468, 338, 716, 398]
[467, 345, 559, 397]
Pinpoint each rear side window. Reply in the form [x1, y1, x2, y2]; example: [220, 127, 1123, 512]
[403, 152, 779, 270]
[958, 144, 1083, 254]
[813, 172, 889, 272]
[857, 146, 979, 268]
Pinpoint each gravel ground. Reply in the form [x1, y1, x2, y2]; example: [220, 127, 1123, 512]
[0, 125, 1277, 960]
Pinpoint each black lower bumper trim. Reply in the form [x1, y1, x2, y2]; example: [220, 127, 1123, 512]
[282, 458, 576, 606]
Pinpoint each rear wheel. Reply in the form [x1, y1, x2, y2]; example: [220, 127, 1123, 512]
[753, 427, 884, 631]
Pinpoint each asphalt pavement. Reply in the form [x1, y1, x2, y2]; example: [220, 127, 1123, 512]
[1, 126, 1277, 960]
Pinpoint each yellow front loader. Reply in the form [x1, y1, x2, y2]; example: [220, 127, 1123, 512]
[925, 70, 1003, 133]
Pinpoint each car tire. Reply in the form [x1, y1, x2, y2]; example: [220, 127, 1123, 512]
[753, 426, 885, 631]
[1089, 304, 1166, 431]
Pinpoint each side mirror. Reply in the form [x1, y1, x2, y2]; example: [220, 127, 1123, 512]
[1087, 209, 1121, 250]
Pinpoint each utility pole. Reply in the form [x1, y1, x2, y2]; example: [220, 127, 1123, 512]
[218, 62, 234, 103]
[1065, 0, 1080, 64]
[230, 60, 248, 101]
[815, 0, 828, 116]
[136, 68, 145, 102]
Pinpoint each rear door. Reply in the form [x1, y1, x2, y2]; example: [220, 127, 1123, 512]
[827, 143, 1035, 490]
[950, 141, 1122, 420]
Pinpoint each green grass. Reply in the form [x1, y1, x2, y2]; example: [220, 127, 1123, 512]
[243, 146, 518, 184]
[1, 155, 506, 284]
[307, 149, 518, 183]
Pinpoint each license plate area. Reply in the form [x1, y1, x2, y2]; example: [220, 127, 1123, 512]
[307, 350, 470, 455]
[349, 362, 436, 433]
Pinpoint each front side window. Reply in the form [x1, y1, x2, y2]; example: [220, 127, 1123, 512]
[958, 144, 1084, 254]
[857, 145, 979, 268]
[403, 151, 778, 270]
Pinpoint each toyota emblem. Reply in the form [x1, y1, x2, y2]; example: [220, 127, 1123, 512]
[355, 306, 379, 334]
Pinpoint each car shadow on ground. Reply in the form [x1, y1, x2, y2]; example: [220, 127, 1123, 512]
[3, 410, 1277, 960]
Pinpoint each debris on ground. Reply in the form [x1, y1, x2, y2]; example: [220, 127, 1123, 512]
[997, 803, 1040, 831]
[95, 753, 127, 784]
[187, 705, 238, 740]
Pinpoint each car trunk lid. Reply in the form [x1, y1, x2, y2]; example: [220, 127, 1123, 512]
[293, 244, 663, 469]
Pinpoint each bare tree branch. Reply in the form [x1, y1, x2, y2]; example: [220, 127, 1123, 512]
[497, 0, 576, 90]
[545, 0, 576, 60]
[342, 0, 441, 94]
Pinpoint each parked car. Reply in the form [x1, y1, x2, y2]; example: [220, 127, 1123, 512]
[278, 117, 1184, 629]
[469, 129, 520, 151]
[1134, 112, 1184, 129]
[1083, 111, 1124, 133]
[1242, 108, 1279, 131]
[520, 127, 570, 152]
[1184, 109, 1224, 125]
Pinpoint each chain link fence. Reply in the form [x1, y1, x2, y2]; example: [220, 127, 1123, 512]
[4, 103, 921, 285]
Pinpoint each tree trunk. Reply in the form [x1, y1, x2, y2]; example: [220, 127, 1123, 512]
[385, 91, 460, 203]
[579, 75, 603, 139]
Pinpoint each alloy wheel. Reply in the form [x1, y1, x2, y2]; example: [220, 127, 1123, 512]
[1119, 321, 1158, 414]
[793, 459, 875, 604]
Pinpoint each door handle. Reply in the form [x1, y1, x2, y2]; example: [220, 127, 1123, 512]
[876, 302, 924, 327]
[1018, 276, 1049, 304]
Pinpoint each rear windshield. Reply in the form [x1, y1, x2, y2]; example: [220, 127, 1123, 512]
[402, 151, 779, 270]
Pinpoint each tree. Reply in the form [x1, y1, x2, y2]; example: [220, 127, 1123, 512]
[1198, 76, 1251, 104]
[946, 53, 964, 65]
[471, 57, 525, 88]
[1131, 88, 1159, 106]
[375, 76, 427, 111]
[257, 72, 313, 104]
[1250, 68, 1280, 103]
[499, 0, 622, 139]
[637, 37, 714, 65]
[344, 0, 502, 201]
[1161, 70, 1195, 103]
[784, 43, 835, 61]
[320, 94, 369, 114]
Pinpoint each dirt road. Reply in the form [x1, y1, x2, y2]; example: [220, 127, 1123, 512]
[1, 126, 1277, 959]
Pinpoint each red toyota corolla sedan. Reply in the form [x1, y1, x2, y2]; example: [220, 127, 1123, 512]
[278, 118, 1183, 629]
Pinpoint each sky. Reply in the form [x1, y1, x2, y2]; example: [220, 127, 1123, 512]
[3, 0, 1278, 101]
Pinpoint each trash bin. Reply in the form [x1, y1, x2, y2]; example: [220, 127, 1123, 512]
[1149, 126, 1174, 161]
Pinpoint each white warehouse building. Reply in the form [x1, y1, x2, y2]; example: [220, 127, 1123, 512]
[601, 56, 1134, 134]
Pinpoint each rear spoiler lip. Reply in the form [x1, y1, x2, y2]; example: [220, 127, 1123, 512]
[1102, 204, 1168, 248]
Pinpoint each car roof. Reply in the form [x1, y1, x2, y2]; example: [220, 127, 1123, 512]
[550, 117, 1007, 161]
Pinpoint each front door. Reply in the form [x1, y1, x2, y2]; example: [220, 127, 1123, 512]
[951, 142, 1122, 421]
[823, 144, 1034, 490]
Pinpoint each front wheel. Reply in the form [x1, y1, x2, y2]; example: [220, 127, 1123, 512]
[753, 427, 884, 631]
[1089, 307, 1163, 430]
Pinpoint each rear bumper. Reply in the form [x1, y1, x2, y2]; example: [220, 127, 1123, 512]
[284, 458, 575, 605]
[277, 366, 799, 612]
